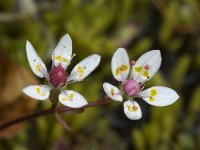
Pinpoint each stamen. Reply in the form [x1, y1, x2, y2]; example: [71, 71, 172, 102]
[135, 66, 142, 73]
[72, 53, 76, 57]
[121, 65, 128, 71]
[149, 96, 155, 102]
[62, 91, 74, 101]
[35, 86, 46, 96]
[68, 93, 74, 101]
[132, 106, 138, 111]
[55, 55, 61, 61]
[115, 68, 120, 76]
[111, 88, 115, 96]
[77, 66, 84, 78]
[127, 105, 138, 112]
[67, 53, 76, 65]
[144, 64, 149, 70]
[33, 58, 48, 79]
[150, 89, 157, 96]
[66, 64, 85, 83]
[131, 60, 136, 65]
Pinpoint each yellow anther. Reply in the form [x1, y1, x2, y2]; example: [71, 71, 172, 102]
[149, 89, 157, 102]
[35, 64, 41, 73]
[77, 66, 84, 78]
[150, 89, 157, 96]
[36, 86, 41, 94]
[55, 55, 61, 61]
[78, 66, 84, 73]
[61, 93, 74, 101]
[115, 68, 120, 76]
[135, 66, 142, 73]
[127, 105, 138, 112]
[55, 55, 69, 63]
[69, 93, 74, 99]
[62, 58, 68, 63]
[35, 86, 46, 96]
[62, 98, 67, 101]
[143, 70, 149, 78]
[127, 105, 132, 111]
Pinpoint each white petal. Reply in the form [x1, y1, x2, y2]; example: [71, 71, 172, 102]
[138, 86, 179, 106]
[26, 41, 48, 78]
[67, 54, 101, 82]
[59, 90, 88, 108]
[52, 34, 72, 70]
[131, 50, 161, 83]
[22, 85, 51, 100]
[103, 82, 123, 102]
[111, 48, 130, 82]
[123, 100, 142, 120]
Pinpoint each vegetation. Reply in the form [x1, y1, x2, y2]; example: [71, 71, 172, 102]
[0, 0, 199, 149]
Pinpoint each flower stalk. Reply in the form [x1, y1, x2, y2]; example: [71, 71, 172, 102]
[0, 96, 110, 131]
[49, 89, 60, 111]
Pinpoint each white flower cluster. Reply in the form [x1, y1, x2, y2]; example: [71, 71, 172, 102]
[23, 34, 179, 120]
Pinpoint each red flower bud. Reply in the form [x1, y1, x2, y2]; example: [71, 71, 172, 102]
[49, 64, 67, 88]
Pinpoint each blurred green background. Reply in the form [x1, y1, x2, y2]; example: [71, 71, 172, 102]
[0, 0, 200, 149]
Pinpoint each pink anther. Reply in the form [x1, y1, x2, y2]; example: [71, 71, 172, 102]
[144, 64, 150, 70]
[131, 60, 136, 65]
[132, 106, 138, 111]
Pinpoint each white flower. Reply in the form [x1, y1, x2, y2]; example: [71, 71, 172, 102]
[23, 34, 101, 108]
[103, 48, 179, 120]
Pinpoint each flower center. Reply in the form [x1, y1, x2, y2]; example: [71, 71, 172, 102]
[123, 79, 141, 96]
[49, 64, 67, 88]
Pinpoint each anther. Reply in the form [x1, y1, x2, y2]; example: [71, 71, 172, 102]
[144, 64, 149, 70]
[131, 60, 136, 65]
[111, 88, 115, 96]
[132, 106, 138, 111]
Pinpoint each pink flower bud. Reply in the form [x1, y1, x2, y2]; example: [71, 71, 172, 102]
[123, 80, 141, 96]
[49, 64, 67, 88]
